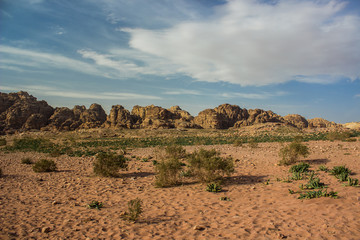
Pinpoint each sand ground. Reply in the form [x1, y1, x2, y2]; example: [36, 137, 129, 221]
[0, 140, 360, 240]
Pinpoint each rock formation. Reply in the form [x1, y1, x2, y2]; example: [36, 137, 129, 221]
[104, 105, 133, 129]
[0, 91, 54, 133]
[308, 118, 338, 128]
[0, 91, 345, 134]
[283, 114, 308, 129]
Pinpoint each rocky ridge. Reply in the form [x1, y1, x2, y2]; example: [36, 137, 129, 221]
[0, 91, 344, 134]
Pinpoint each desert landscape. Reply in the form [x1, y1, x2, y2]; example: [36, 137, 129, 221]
[0, 114, 360, 239]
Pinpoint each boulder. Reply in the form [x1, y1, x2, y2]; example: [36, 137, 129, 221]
[283, 114, 308, 129]
[79, 103, 107, 129]
[131, 105, 174, 129]
[104, 105, 133, 128]
[234, 109, 282, 127]
[308, 118, 338, 128]
[0, 91, 54, 133]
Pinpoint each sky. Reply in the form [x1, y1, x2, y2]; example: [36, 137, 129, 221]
[0, 0, 359, 123]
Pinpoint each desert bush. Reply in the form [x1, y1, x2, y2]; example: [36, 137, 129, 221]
[303, 177, 325, 189]
[318, 165, 329, 172]
[279, 141, 309, 166]
[93, 152, 128, 177]
[187, 148, 234, 183]
[298, 189, 338, 199]
[330, 165, 351, 181]
[21, 157, 33, 164]
[32, 159, 57, 173]
[0, 138, 6, 146]
[206, 183, 222, 192]
[164, 145, 187, 159]
[123, 198, 143, 222]
[326, 131, 353, 141]
[233, 139, 243, 147]
[87, 200, 103, 210]
[346, 177, 359, 187]
[289, 162, 310, 173]
[154, 157, 183, 187]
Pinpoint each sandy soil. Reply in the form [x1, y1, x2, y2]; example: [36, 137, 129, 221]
[0, 140, 359, 240]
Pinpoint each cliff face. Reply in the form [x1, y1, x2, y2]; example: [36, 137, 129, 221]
[0, 91, 341, 134]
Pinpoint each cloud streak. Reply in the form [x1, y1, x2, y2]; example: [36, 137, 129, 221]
[125, 0, 360, 86]
[0, 85, 161, 100]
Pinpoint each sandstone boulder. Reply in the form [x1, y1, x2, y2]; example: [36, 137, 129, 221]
[308, 118, 338, 128]
[131, 105, 174, 129]
[105, 105, 133, 128]
[234, 109, 282, 128]
[283, 114, 308, 129]
[0, 91, 54, 133]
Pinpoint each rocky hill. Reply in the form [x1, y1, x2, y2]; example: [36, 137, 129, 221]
[0, 91, 343, 134]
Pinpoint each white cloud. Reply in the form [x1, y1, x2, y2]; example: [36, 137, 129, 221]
[163, 89, 202, 95]
[0, 45, 108, 78]
[220, 91, 287, 99]
[124, 0, 360, 86]
[0, 84, 161, 100]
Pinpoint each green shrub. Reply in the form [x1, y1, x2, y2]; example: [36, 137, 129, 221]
[0, 138, 6, 146]
[346, 177, 359, 187]
[187, 148, 234, 183]
[87, 200, 103, 210]
[21, 157, 33, 164]
[279, 142, 309, 166]
[155, 157, 183, 187]
[304, 177, 325, 189]
[206, 183, 222, 192]
[289, 162, 310, 173]
[233, 139, 243, 147]
[326, 132, 352, 141]
[93, 152, 128, 177]
[32, 159, 57, 173]
[298, 190, 338, 199]
[164, 145, 187, 159]
[318, 165, 329, 172]
[123, 198, 143, 222]
[330, 166, 351, 181]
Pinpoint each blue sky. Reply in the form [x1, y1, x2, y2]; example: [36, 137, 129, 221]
[0, 0, 359, 123]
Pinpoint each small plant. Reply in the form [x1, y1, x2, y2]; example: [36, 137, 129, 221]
[220, 196, 231, 201]
[304, 177, 325, 189]
[206, 183, 222, 192]
[152, 160, 158, 166]
[264, 179, 270, 185]
[21, 157, 33, 164]
[93, 152, 128, 177]
[298, 189, 338, 199]
[0, 138, 6, 146]
[288, 189, 295, 194]
[233, 139, 243, 147]
[164, 145, 187, 159]
[291, 172, 304, 181]
[279, 141, 309, 166]
[187, 148, 234, 183]
[326, 131, 352, 141]
[318, 165, 329, 172]
[123, 198, 143, 222]
[346, 177, 359, 187]
[330, 166, 351, 181]
[32, 159, 57, 173]
[87, 200, 103, 210]
[154, 157, 183, 188]
[179, 170, 192, 177]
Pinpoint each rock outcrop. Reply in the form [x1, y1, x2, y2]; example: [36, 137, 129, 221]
[0, 91, 54, 133]
[0, 91, 345, 134]
[46, 104, 107, 131]
[283, 114, 308, 129]
[308, 118, 338, 128]
[234, 109, 283, 128]
[104, 105, 133, 128]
